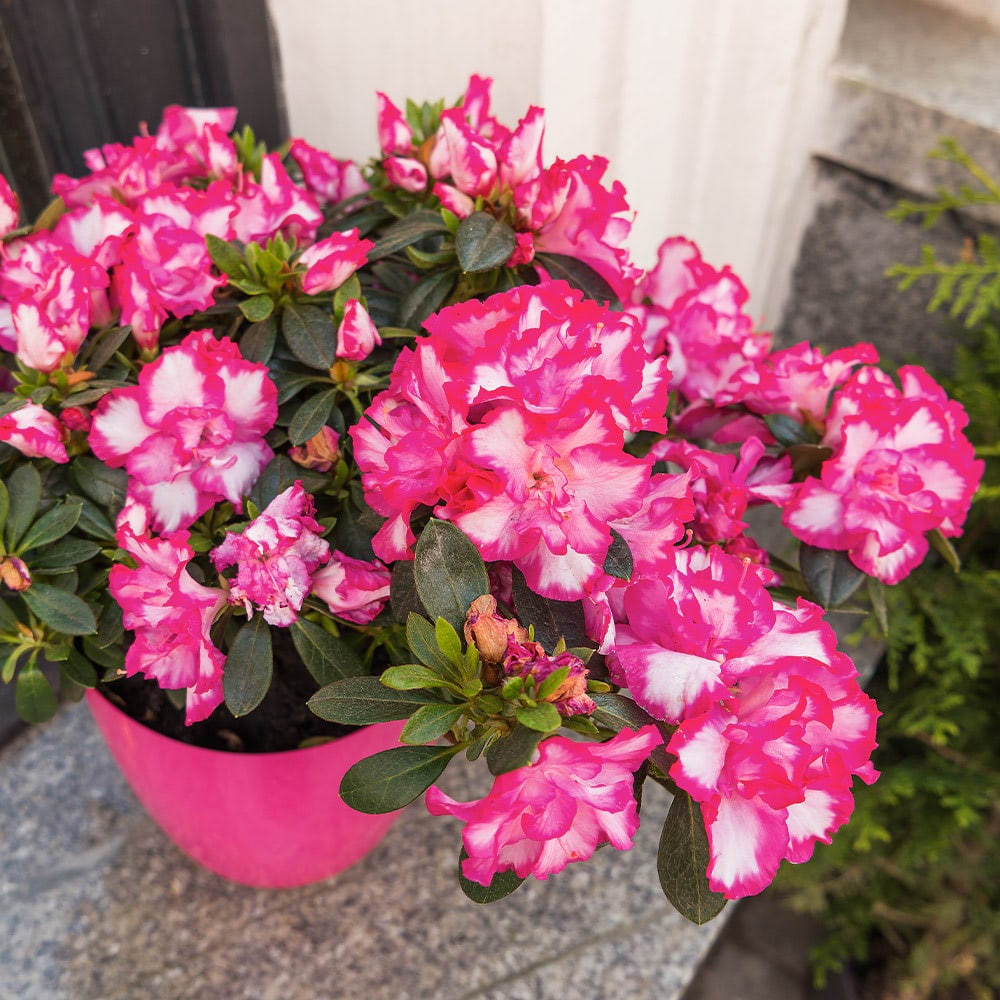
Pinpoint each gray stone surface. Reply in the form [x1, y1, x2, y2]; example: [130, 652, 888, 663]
[0, 703, 726, 1000]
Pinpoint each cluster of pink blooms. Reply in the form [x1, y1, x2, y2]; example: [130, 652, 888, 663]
[376, 76, 637, 299]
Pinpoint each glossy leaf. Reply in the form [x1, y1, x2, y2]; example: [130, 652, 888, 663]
[282, 302, 337, 370]
[799, 544, 867, 608]
[340, 744, 461, 813]
[4, 465, 41, 550]
[764, 413, 816, 447]
[223, 614, 273, 717]
[400, 702, 465, 744]
[21, 582, 96, 636]
[288, 388, 337, 445]
[61, 648, 98, 688]
[367, 210, 449, 262]
[603, 528, 634, 581]
[485, 724, 544, 776]
[515, 702, 561, 733]
[18, 500, 83, 553]
[380, 663, 455, 690]
[510, 568, 589, 651]
[69, 457, 128, 511]
[398, 269, 456, 330]
[27, 537, 103, 571]
[239, 315, 278, 364]
[290, 617, 367, 686]
[657, 789, 728, 925]
[458, 848, 526, 903]
[308, 674, 440, 724]
[205, 233, 247, 277]
[414, 520, 491, 635]
[456, 211, 517, 273]
[534, 252, 618, 306]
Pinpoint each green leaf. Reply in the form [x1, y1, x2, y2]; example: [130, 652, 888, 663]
[15, 662, 58, 723]
[282, 302, 337, 370]
[0, 598, 21, 637]
[390, 559, 424, 623]
[333, 274, 362, 318]
[458, 847, 526, 903]
[400, 702, 465, 744]
[603, 528, 633, 581]
[867, 577, 889, 637]
[239, 315, 278, 364]
[61, 647, 98, 688]
[78, 325, 133, 372]
[367, 210, 449, 262]
[239, 294, 275, 322]
[405, 613, 464, 682]
[535, 665, 571, 701]
[340, 744, 461, 813]
[799, 544, 868, 608]
[290, 616, 367, 686]
[5, 464, 41, 550]
[26, 537, 102, 571]
[398, 269, 457, 330]
[288, 388, 337, 446]
[69, 457, 128, 511]
[764, 413, 816, 447]
[21, 582, 96, 636]
[18, 500, 83, 553]
[515, 702, 562, 732]
[380, 663, 455, 690]
[308, 674, 440, 724]
[485, 724, 544, 775]
[223, 615, 273, 717]
[205, 233, 247, 278]
[456, 211, 517, 273]
[434, 616, 463, 664]
[929, 527, 962, 573]
[510, 568, 589, 650]
[70, 496, 116, 542]
[534, 252, 618, 306]
[0, 480, 9, 537]
[413, 520, 491, 635]
[2, 644, 26, 683]
[591, 692, 659, 732]
[657, 789, 728, 925]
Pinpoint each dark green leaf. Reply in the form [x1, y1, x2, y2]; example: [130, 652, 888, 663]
[515, 702, 561, 732]
[18, 500, 83, 553]
[787, 444, 833, 479]
[414, 520, 491, 635]
[592, 692, 659, 732]
[288, 388, 337, 446]
[21, 582, 96, 636]
[205, 233, 247, 277]
[400, 702, 465, 744]
[0, 480, 8, 536]
[70, 496, 116, 542]
[340, 743, 460, 813]
[929, 527, 962, 573]
[81, 635, 124, 670]
[485, 724, 544, 775]
[95, 600, 125, 649]
[78, 325, 133, 372]
[239, 294, 274, 322]
[27, 537, 102, 571]
[398, 269, 457, 330]
[0, 598, 21, 636]
[5, 464, 41, 549]
[456, 212, 517, 273]
[308, 674, 440, 724]
[799, 544, 867, 608]
[368, 210, 449, 262]
[764, 413, 816, 447]
[223, 615, 273, 717]
[331, 501, 378, 561]
[511, 568, 589, 650]
[534, 252, 618, 306]
[249, 454, 303, 510]
[657, 789, 728, 925]
[61, 648, 98, 688]
[390, 559, 424, 623]
[458, 847, 525, 903]
[69, 457, 128, 511]
[239, 315, 278, 364]
[290, 616, 367, 686]
[405, 613, 463, 681]
[15, 663, 58, 723]
[603, 528, 634, 581]
[282, 302, 337, 370]
[867, 577, 889, 637]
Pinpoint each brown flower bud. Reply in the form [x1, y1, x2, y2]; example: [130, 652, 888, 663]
[464, 595, 529, 666]
[289, 425, 341, 472]
[0, 556, 31, 592]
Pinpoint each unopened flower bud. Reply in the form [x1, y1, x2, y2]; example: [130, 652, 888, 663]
[0, 556, 31, 591]
[61, 406, 92, 432]
[289, 425, 340, 473]
[464, 595, 529, 666]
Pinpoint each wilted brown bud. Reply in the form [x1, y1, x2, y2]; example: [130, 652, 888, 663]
[289, 425, 341, 472]
[0, 556, 31, 592]
[464, 595, 529, 666]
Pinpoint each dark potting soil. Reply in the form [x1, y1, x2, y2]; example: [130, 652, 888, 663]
[99, 634, 359, 753]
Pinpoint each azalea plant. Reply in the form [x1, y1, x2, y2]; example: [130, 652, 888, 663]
[0, 78, 984, 921]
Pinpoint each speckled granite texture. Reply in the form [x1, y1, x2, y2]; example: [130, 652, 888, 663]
[0, 703, 726, 1000]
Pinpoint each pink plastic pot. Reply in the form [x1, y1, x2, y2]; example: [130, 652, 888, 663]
[85, 688, 404, 888]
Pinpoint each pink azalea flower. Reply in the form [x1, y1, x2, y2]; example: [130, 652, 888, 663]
[336, 299, 382, 361]
[375, 92, 413, 155]
[298, 230, 373, 295]
[0, 175, 19, 236]
[230, 153, 323, 245]
[383, 156, 428, 193]
[212, 482, 330, 627]
[439, 108, 498, 198]
[89, 329, 277, 532]
[154, 105, 239, 181]
[0, 403, 68, 463]
[288, 139, 368, 205]
[110, 503, 228, 725]
[425, 726, 662, 886]
[608, 545, 879, 898]
[782, 366, 984, 583]
[310, 550, 392, 624]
